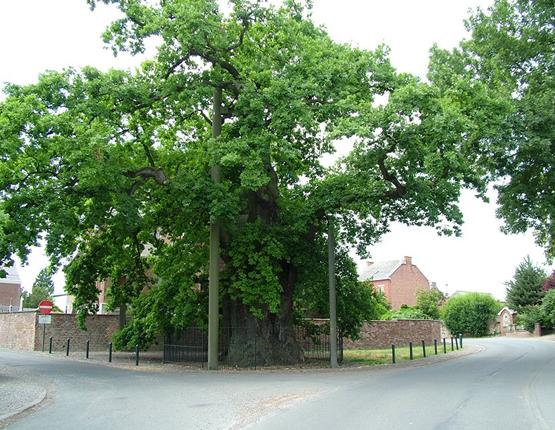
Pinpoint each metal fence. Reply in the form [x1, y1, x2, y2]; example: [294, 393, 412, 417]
[163, 325, 342, 367]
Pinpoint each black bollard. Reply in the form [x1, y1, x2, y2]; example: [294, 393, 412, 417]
[434, 339, 438, 355]
[451, 336, 454, 351]
[459, 334, 463, 348]
[108, 342, 113, 363]
[135, 344, 139, 366]
[49, 337, 53, 354]
[443, 338, 447, 354]
[391, 344, 396, 364]
[409, 342, 413, 360]
[421, 340, 426, 358]
[86, 340, 90, 359]
[455, 336, 459, 350]
[66, 338, 70, 356]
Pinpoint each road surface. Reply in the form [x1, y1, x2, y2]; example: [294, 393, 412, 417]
[0, 337, 553, 429]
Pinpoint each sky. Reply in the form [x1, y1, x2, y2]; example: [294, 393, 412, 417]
[0, 0, 552, 303]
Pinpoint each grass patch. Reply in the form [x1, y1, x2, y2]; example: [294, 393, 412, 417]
[344, 343, 456, 366]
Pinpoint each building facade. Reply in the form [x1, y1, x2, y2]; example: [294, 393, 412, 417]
[360, 256, 430, 310]
[0, 266, 22, 312]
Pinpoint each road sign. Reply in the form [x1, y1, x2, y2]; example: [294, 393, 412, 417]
[38, 315, 52, 324]
[38, 299, 53, 315]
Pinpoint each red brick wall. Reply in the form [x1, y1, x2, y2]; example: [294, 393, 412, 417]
[0, 312, 120, 351]
[0, 283, 21, 307]
[388, 261, 430, 309]
[36, 314, 120, 351]
[343, 320, 446, 349]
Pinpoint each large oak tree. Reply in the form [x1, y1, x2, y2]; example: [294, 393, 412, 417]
[0, 0, 503, 364]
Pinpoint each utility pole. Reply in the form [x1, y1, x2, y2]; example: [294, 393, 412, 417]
[208, 86, 222, 370]
[328, 219, 338, 368]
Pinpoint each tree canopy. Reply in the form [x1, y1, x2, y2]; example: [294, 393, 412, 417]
[460, 0, 555, 258]
[0, 0, 525, 363]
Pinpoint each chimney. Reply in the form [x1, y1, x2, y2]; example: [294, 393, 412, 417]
[366, 261, 374, 266]
[404, 256, 412, 266]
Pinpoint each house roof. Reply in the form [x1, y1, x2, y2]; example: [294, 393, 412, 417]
[497, 306, 517, 316]
[359, 260, 402, 281]
[0, 266, 21, 285]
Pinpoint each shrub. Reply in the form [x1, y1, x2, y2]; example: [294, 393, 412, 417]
[382, 305, 430, 321]
[416, 289, 445, 319]
[540, 289, 555, 329]
[441, 293, 501, 337]
[516, 306, 543, 332]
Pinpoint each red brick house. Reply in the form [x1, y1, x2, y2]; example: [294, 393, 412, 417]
[0, 266, 22, 312]
[360, 256, 430, 310]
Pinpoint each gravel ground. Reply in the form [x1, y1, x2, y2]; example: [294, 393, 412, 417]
[0, 367, 47, 426]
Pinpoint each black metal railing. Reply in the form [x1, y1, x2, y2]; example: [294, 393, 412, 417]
[163, 325, 343, 367]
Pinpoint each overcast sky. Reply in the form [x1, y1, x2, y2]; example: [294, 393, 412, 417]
[0, 0, 552, 302]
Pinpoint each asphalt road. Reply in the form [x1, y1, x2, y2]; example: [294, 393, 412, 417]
[1, 337, 554, 430]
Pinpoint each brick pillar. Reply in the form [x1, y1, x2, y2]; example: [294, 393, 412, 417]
[534, 322, 542, 337]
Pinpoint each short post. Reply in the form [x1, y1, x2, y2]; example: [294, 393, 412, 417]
[451, 336, 454, 351]
[443, 337, 447, 354]
[455, 336, 459, 350]
[49, 337, 53, 354]
[135, 344, 139, 366]
[459, 333, 463, 348]
[409, 342, 413, 360]
[86, 340, 90, 359]
[108, 342, 113, 363]
[391, 344, 396, 364]
[66, 338, 70, 356]
[434, 339, 438, 355]
[421, 340, 426, 358]
[42, 324, 46, 352]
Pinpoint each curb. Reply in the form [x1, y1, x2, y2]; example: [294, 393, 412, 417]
[0, 378, 48, 428]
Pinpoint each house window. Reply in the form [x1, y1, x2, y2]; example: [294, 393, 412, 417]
[376, 284, 385, 294]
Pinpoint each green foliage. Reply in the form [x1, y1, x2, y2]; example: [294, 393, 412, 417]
[540, 289, 555, 329]
[22, 268, 55, 309]
[516, 306, 543, 333]
[0, 0, 510, 353]
[294, 248, 388, 339]
[461, 0, 555, 258]
[416, 289, 445, 319]
[441, 293, 501, 337]
[506, 256, 546, 312]
[382, 305, 430, 321]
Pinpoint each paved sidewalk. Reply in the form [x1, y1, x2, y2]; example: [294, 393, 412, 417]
[0, 368, 47, 426]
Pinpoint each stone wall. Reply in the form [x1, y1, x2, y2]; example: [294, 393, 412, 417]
[0, 312, 36, 350]
[36, 314, 120, 352]
[0, 312, 120, 352]
[344, 320, 447, 349]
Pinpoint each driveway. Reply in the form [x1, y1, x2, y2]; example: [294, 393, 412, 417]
[1, 337, 554, 430]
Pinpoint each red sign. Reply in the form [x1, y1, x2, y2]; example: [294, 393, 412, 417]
[38, 300, 53, 315]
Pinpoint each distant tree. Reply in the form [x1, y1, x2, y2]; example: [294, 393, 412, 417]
[22, 268, 55, 309]
[416, 289, 446, 320]
[506, 257, 546, 312]
[442, 293, 501, 337]
[543, 271, 555, 293]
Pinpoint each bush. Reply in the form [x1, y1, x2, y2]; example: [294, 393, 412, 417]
[441, 293, 501, 337]
[516, 306, 543, 333]
[540, 289, 555, 329]
[382, 305, 430, 321]
[416, 289, 445, 319]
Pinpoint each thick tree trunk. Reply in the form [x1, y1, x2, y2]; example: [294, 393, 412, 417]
[224, 298, 304, 366]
